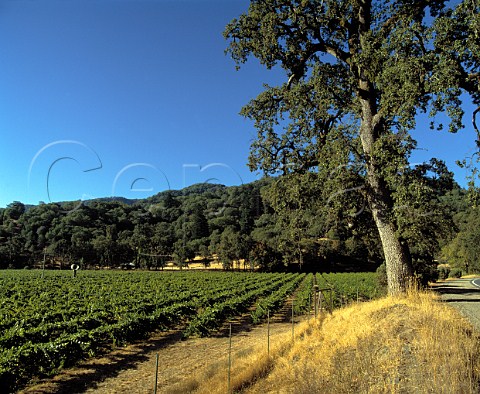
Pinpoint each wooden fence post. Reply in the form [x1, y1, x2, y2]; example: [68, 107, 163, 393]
[153, 353, 159, 394]
[291, 299, 294, 341]
[228, 323, 232, 394]
[267, 310, 270, 357]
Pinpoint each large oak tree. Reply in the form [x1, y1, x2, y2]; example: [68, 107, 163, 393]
[224, 0, 479, 294]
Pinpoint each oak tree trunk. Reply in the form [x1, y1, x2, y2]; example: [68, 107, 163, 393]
[358, 80, 414, 296]
[354, 0, 414, 295]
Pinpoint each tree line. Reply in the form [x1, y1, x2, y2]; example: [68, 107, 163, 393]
[0, 174, 473, 275]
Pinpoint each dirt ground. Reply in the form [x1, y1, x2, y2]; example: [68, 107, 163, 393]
[19, 301, 302, 394]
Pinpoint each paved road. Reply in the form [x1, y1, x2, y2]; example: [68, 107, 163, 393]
[434, 278, 480, 331]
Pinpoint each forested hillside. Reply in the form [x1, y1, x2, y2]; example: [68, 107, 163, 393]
[0, 174, 471, 273]
[440, 187, 480, 273]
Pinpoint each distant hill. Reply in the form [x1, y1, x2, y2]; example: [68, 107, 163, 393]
[143, 183, 229, 204]
[85, 196, 139, 205]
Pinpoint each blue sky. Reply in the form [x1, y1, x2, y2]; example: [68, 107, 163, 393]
[0, 0, 477, 208]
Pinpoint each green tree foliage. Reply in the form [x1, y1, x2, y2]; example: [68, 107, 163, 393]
[0, 177, 464, 273]
[0, 182, 272, 270]
[4, 202, 25, 221]
[441, 205, 480, 273]
[224, 0, 479, 294]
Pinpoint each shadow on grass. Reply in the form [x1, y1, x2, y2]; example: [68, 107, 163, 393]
[22, 312, 273, 394]
[21, 330, 183, 394]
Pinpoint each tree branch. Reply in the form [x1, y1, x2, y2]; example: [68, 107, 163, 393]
[473, 106, 480, 143]
[287, 42, 349, 89]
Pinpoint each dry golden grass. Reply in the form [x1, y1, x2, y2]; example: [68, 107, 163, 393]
[168, 323, 309, 394]
[178, 289, 480, 394]
[458, 274, 480, 279]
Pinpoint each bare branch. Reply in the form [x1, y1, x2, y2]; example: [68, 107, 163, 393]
[473, 106, 480, 141]
[287, 74, 297, 89]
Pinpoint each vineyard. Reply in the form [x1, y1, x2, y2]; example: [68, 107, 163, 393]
[0, 270, 383, 392]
